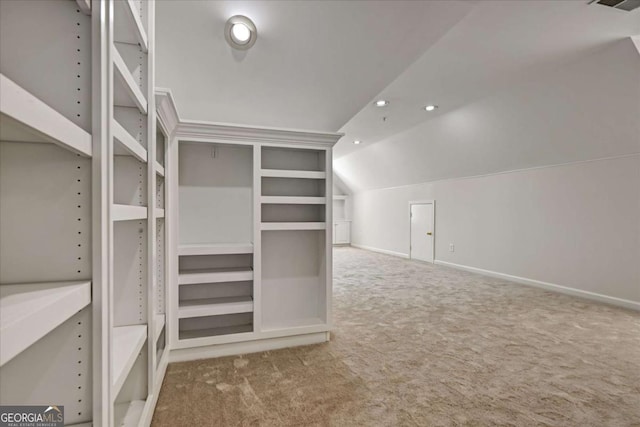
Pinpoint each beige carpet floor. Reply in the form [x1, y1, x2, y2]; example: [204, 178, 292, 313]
[152, 247, 640, 426]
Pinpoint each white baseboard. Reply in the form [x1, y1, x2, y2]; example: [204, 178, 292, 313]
[169, 332, 330, 363]
[434, 260, 640, 311]
[351, 243, 409, 259]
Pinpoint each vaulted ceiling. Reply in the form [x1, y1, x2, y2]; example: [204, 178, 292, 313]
[156, 0, 640, 193]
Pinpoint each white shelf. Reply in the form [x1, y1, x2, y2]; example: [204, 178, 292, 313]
[179, 324, 252, 340]
[113, 204, 148, 221]
[0, 281, 91, 367]
[114, 120, 147, 162]
[155, 161, 165, 177]
[261, 196, 326, 205]
[261, 169, 326, 179]
[154, 313, 165, 342]
[113, 48, 148, 114]
[114, 0, 149, 53]
[0, 74, 92, 157]
[178, 243, 253, 256]
[156, 208, 165, 218]
[261, 222, 326, 231]
[114, 400, 146, 427]
[75, 0, 91, 15]
[178, 296, 253, 319]
[178, 267, 253, 286]
[112, 325, 147, 398]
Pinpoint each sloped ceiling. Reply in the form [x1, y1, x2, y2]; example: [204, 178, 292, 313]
[156, 0, 474, 131]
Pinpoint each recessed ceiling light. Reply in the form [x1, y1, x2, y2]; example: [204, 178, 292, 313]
[374, 100, 389, 107]
[225, 15, 257, 50]
[425, 105, 438, 112]
[353, 140, 362, 145]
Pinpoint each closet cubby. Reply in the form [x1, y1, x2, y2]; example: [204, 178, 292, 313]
[261, 146, 326, 172]
[0, 0, 95, 425]
[261, 230, 327, 330]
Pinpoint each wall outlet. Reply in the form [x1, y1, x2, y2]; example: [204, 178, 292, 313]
[449, 243, 455, 252]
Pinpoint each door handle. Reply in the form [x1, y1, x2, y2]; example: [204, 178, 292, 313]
[427, 232, 432, 236]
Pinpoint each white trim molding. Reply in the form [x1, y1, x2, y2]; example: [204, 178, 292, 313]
[434, 260, 640, 311]
[351, 243, 409, 259]
[155, 87, 181, 138]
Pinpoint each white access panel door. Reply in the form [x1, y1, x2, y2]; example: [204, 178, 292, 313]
[410, 203, 434, 262]
[334, 221, 351, 244]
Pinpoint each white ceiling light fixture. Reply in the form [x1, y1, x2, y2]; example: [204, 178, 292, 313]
[353, 140, 362, 145]
[424, 105, 438, 112]
[374, 100, 389, 107]
[225, 15, 257, 50]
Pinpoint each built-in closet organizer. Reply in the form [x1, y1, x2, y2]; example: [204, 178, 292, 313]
[168, 124, 342, 358]
[1, 1, 168, 426]
[0, 1, 95, 425]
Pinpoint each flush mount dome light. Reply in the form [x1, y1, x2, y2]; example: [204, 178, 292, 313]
[374, 100, 389, 107]
[424, 105, 438, 112]
[225, 15, 257, 50]
[353, 140, 362, 145]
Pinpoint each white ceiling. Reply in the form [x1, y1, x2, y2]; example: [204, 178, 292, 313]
[156, 0, 474, 132]
[336, 0, 640, 158]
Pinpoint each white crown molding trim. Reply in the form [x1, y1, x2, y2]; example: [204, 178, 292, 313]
[434, 260, 640, 312]
[155, 87, 181, 138]
[175, 119, 343, 147]
[350, 243, 409, 259]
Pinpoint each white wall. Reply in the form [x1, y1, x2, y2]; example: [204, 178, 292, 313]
[352, 155, 640, 305]
[345, 38, 640, 307]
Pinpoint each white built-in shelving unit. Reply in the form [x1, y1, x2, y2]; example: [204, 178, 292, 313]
[0, 0, 96, 425]
[1, 1, 168, 426]
[160, 116, 341, 359]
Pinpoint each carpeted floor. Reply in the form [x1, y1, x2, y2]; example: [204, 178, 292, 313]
[152, 247, 640, 426]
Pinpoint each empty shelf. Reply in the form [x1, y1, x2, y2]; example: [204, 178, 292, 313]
[0, 74, 92, 157]
[156, 208, 165, 218]
[261, 222, 326, 231]
[178, 242, 253, 256]
[112, 325, 147, 397]
[261, 196, 326, 205]
[179, 324, 252, 340]
[114, 400, 146, 427]
[113, 49, 148, 114]
[114, 120, 147, 162]
[113, 204, 147, 221]
[178, 296, 253, 319]
[178, 267, 253, 285]
[75, 0, 91, 15]
[114, 0, 149, 52]
[155, 161, 165, 177]
[261, 169, 326, 179]
[0, 281, 91, 367]
[154, 313, 165, 342]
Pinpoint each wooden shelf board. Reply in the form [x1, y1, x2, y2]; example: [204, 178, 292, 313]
[178, 267, 253, 285]
[260, 169, 326, 179]
[156, 208, 165, 218]
[113, 120, 147, 162]
[154, 313, 165, 342]
[114, 400, 146, 427]
[261, 222, 326, 231]
[113, 48, 148, 114]
[178, 296, 253, 319]
[261, 196, 326, 205]
[179, 324, 253, 340]
[0, 281, 91, 367]
[75, 0, 91, 15]
[155, 161, 165, 177]
[113, 204, 147, 221]
[112, 325, 147, 398]
[114, 0, 149, 52]
[178, 242, 253, 256]
[0, 74, 92, 157]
